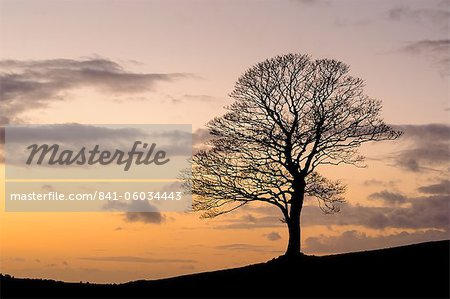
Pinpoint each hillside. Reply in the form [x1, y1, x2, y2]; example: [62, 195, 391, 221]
[1, 240, 449, 298]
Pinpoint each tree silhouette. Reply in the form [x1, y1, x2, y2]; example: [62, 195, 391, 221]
[188, 54, 402, 256]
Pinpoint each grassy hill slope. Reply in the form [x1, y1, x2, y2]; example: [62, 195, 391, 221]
[1, 240, 449, 298]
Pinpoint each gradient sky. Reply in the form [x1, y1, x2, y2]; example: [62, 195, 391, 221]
[0, 0, 449, 283]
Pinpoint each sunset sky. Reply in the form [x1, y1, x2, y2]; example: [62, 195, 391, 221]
[0, 0, 449, 283]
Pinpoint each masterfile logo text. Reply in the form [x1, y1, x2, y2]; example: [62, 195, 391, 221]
[26, 141, 170, 171]
[4, 124, 192, 212]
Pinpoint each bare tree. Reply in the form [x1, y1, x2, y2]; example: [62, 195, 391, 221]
[187, 54, 402, 256]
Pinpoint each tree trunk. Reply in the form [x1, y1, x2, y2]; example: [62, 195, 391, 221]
[286, 215, 301, 256]
[285, 179, 306, 257]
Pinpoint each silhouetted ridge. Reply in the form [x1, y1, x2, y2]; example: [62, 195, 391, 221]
[1, 240, 449, 298]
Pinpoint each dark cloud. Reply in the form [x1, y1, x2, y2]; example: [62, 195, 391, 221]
[362, 179, 399, 188]
[295, 0, 329, 5]
[402, 39, 450, 54]
[0, 58, 192, 124]
[302, 193, 449, 230]
[395, 123, 450, 140]
[79, 256, 196, 263]
[165, 94, 218, 104]
[215, 186, 449, 231]
[265, 231, 282, 241]
[193, 128, 212, 144]
[395, 142, 449, 171]
[400, 40, 450, 76]
[145, 129, 193, 156]
[5, 123, 144, 143]
[388, 5, 450, 29]
[119, 203, 166, 225]
[213, 213, 284, 230]
[0, 127, 4, 164]
[362, 179, 387, 186]
[192, 128, 216, 153]
[102, 199, 166, 224]
[124, 212, 166, 224]
[392, 124, 450, 172]
[418, 180, 450, 194]
[0, 126, 4, 144]
[304, 229, 448, 254]
[388, 0, 449, 74]
[368, 190, 406, 204]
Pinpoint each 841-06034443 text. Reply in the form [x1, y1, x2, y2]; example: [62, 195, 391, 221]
[9, 191, 183, 201]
